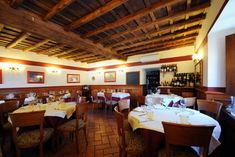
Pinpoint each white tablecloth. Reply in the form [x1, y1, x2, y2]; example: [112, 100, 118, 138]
[0, 100, 5, 104]
[145, 94, 183, 106]
[97, 92, 130, 99]
[128, 105, 221, 155]
[13, 102, 76, 119]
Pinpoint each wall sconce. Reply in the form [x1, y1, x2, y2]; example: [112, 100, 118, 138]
[192, 52, 203, 63]
[47, 67, 60, 74]
[2, 63, 24, 72]
[9, 66, 20, 71]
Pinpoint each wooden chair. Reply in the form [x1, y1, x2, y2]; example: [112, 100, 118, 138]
[197, 99, 222, 120]
[183, 97, 196, 109]
[136, 96, 145, 107]
[118, 99, 130, 118]
[57, 102, 88, 153]
[91, 90, 102, 110]
[160, 121, 215, 157]
[104, 92, 118, 111]
[0, 100, 19, 157]
[9, 110, 54, 157]
[114, 106, 145, 157]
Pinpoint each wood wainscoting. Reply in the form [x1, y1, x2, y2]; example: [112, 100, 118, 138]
[90, 85, 144, 99]
[0, 85, 83, 99]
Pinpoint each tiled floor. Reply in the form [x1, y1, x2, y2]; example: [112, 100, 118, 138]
[2, 103, 120, 157]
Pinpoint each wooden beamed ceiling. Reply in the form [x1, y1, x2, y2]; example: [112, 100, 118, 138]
[0, 0, 211, 63]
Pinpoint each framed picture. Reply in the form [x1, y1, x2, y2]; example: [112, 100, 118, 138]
[104, 71, 116, 82]
[27, 71, 44, 84]
[0, 69, 2, 84]
[67, 74, 80, 83]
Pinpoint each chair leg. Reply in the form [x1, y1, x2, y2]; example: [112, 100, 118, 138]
[39, 143, 43, 157]
[83, 127, 88, 145]
[75, 131, 79, 154]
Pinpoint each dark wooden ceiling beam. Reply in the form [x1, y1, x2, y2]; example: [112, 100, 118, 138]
[6, 32, 30, 48]
[114, 26, 200, 51]
[23, 39, 50, 52]
[49, 47, 79, 57]
[0, 1, 126, 60]
[44, 0, 76, 20]
[108, 15, 205, 48]
[124, 42, 194, 56]
[73, 54, 96, 60]
[119, 35, 197, 54]
[8, 0, 24, 8]
[39, 44, 66, 55]
[65, 0, 128, 30]
[97, 1, 210, 44]
[83, 0, 182, 38]
[0, 24, 4, 33]
[61, 51, 88, 59]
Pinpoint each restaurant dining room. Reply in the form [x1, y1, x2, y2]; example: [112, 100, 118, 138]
[0, 0, 235, 157]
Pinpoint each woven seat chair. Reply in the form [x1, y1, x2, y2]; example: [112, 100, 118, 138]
[57, 102, 88, 154]
[114, 106, 145, 157]
[9, 110, 54, 157]
[0, 100, 19, 157]
[104, 92, 118, 111]
[159, 121, 215, 157]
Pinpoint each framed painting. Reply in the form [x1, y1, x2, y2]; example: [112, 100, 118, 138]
[0, 69, 2, 84]
[67, 74, 80, 83]
[104, 71, 116, 82]
[27, 71, 44, 84]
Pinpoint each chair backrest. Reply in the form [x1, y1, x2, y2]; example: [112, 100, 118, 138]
[114, 106, 126, 148]
[136, 96, 145, 106]
[183, 97, 196, 108]
[104, 92, 112, 101]
[118, 99, 130, 112]
[182, 92, 194, 98]
[76, 102, 88, 123]
[197, 99, 222, 120]
[0, 100, 19, 125]
[9, 110, 45, 147]
[162, 121, 215, 157]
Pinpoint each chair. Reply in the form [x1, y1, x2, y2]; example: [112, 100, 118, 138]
[136, 96, 145, 107]
[57, 102, 88, 153]
[104, 92, 118, 111]
[197, 99, 222, 120]
[182, 92, 194, 98]
[114, 106, 145, 157]
[118, 99, 130, 118]
[183, 97, 196, 109]
[0, 100, 19, 157]
[91, 90, 102, 110]
[9, 110, 54, 157]
[160, 121, 215, 157]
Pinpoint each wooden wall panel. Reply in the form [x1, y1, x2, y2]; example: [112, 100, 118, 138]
[226, 34, 235, 95]
[90, 85, 144, 99]
[0, 85, 82, 98]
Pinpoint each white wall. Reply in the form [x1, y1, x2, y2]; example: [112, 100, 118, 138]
[87, 46, 195, 85]
[0, 45, 194, 87]
[204, 0, 235, 87]
[0, 62, 87, 88]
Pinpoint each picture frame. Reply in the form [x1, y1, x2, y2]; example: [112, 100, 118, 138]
[27, 71, 44, 84]
[67, 74, 80, 83]
[0, 69, 2, 84]
[104, 71, 116, 82]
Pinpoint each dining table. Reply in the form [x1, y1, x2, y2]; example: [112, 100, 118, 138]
[10, 101, 76, 128]
[145, 93, 183, 106]
[97, 92, 130, 101]
[128, 105, 221, 156]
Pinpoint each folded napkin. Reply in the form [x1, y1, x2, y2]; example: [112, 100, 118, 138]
[133, 107, 144, 112]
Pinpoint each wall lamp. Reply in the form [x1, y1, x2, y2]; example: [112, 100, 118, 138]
[2, 63, 24, 72]
[47, 67, 60, 74]
[192, 52, 203, 63]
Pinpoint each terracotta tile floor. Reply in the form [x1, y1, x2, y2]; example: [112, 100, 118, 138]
[2, 104, 120, 157]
